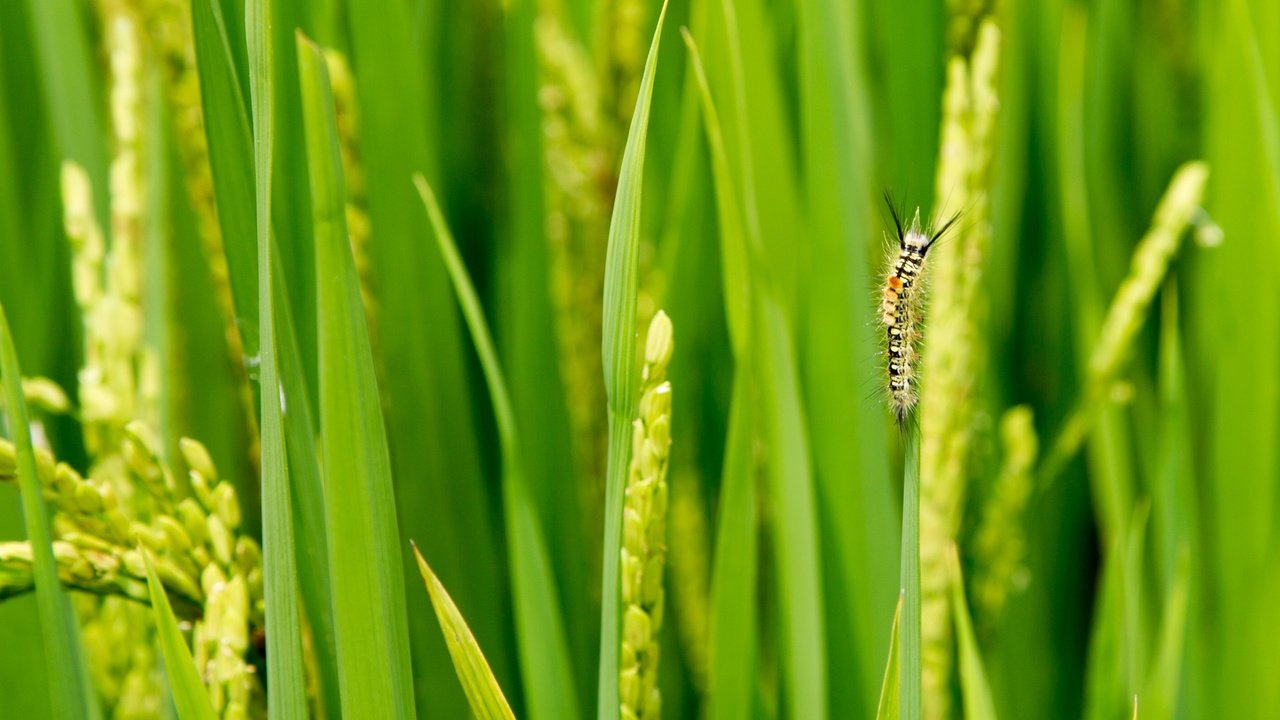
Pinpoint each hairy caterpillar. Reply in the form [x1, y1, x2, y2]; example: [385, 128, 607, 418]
[879, 192, 960, 423]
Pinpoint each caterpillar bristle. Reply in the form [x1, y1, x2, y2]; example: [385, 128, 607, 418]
[879, 192, 949, 423]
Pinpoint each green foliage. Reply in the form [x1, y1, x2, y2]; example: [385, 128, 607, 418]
[141, 549, 217, 720]
[0, 0, 1276, 718]
[417, 174, 579, 720]
[413, 544, 517, 720]
[0, 306, 96, 718]
[299, 33, 415, 718]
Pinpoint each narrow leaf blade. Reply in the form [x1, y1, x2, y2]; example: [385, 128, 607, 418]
[190, 0, 259, 356]
[247, 0, 306, 715]
[597, 5, 669, 718]
[947, 545, 997, 720]
[141, 550, 217, 720]
[876, 596, 904, 720]
[0, 305, 94, 719]
[416, 175, 580, 720]
[298, 32, 415, 719]
[413, 545, 517, 720]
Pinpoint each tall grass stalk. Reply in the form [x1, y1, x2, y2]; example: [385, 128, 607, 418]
[900, 421, 922, 720]
[597, 5, 667, 718]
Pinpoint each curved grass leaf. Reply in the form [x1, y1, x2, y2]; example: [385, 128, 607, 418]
[684, 22, 827, 719]
[416, 174, 579, 720]
[876, 596, 904, 720]
[412, 544, 516, 720]
[497, 0, 590, 697]
[0, 305, 94, 719]
[26, 0, 108, 226]
[946, 544, 997, 720]
[755, 291, 828, 719]
[706, 374, 757, 720]
[297, 32, 415, 719]
[597, 4, 668, 718]
[190, 0, 259, 357]
[681, 28, 750, 360]
[246, 0, 306, 715]
[347, 0, 510, 709]
[140, 550, 217, 720]
[190, 0, 338, 704]
[1142, 551, 1189, 720]
[1201, 0, 1280, 713]
[796, 0, 898, 702]
[683, 30, 757, 720]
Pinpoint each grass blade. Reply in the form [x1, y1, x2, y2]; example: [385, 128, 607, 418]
[1199, 1, 1280, 713]
[247, 0, 306, 715]
[140, 549, 217, 720]
[681, 27, 750, 359]
[684, 22, 827, 718]
[272, 242, 341, 715]
[946, 545, 997, 720]
[25, 0, 108, 226]
[796, 0, 898, 700]
[347, 0, 511, 708]
[597, 5, 668, 718]
[756, 293, 829, 719]
[191, 0, 338, 704]
[706, 374, 757, 720]
[0, 305, 94, 718]
[683, 30, 758, 720]
[497, 0, 590, 698]
[416, 174, 580, 720]
[900, 423, 922, 719]
[298, 32, 415, 719]
[190, 0, 259, 359]
[1141, 551, 1189, 720]
[876, 596, 904, 720]
[412, 544, 517, 720]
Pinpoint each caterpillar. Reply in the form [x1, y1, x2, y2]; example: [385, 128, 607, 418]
[879, 192, 960, 423]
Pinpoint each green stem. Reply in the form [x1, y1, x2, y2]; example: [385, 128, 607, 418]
[900, 421, 922, 719]
[597, 410, 632, 720]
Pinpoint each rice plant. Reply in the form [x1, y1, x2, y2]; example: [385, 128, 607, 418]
[0, 0, 1274, 718]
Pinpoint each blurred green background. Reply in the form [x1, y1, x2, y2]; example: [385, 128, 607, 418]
[0, 0, 1277, 717]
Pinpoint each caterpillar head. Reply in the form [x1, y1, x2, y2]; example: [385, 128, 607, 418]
[883, 190, 962, 256]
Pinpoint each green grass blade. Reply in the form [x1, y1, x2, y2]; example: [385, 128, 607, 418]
[683, 30, 758, 720]
[25, 0, 108, 226]
[190, 0, 259, 358]
[706, 374, 757, 720]
[0, 305, 93, 719]
[1200, 0, 1280, 713]
[681, 28, 750, 359]
[756, 293, 829, 719]
[416, 174, 580, 720]
[298, 32, 415, 719]
[685, 21, 827, 718]
[497, 0, 590, 696]
[900, 423, 922, 720]
[140, 549, 217, 720]
[1084, 501, 1150, 720]
[1141, 551, 1189, 720]
[876, 596, 903, 720]
[412, 544, 517, 720]
[597, 5, 668, 718]
[247, 0, 306, 715]
[272, 245, 341, 716]
[795, 0, 897, 701]
[347, 0, 510, 708]
[946, 545, 997, 720]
